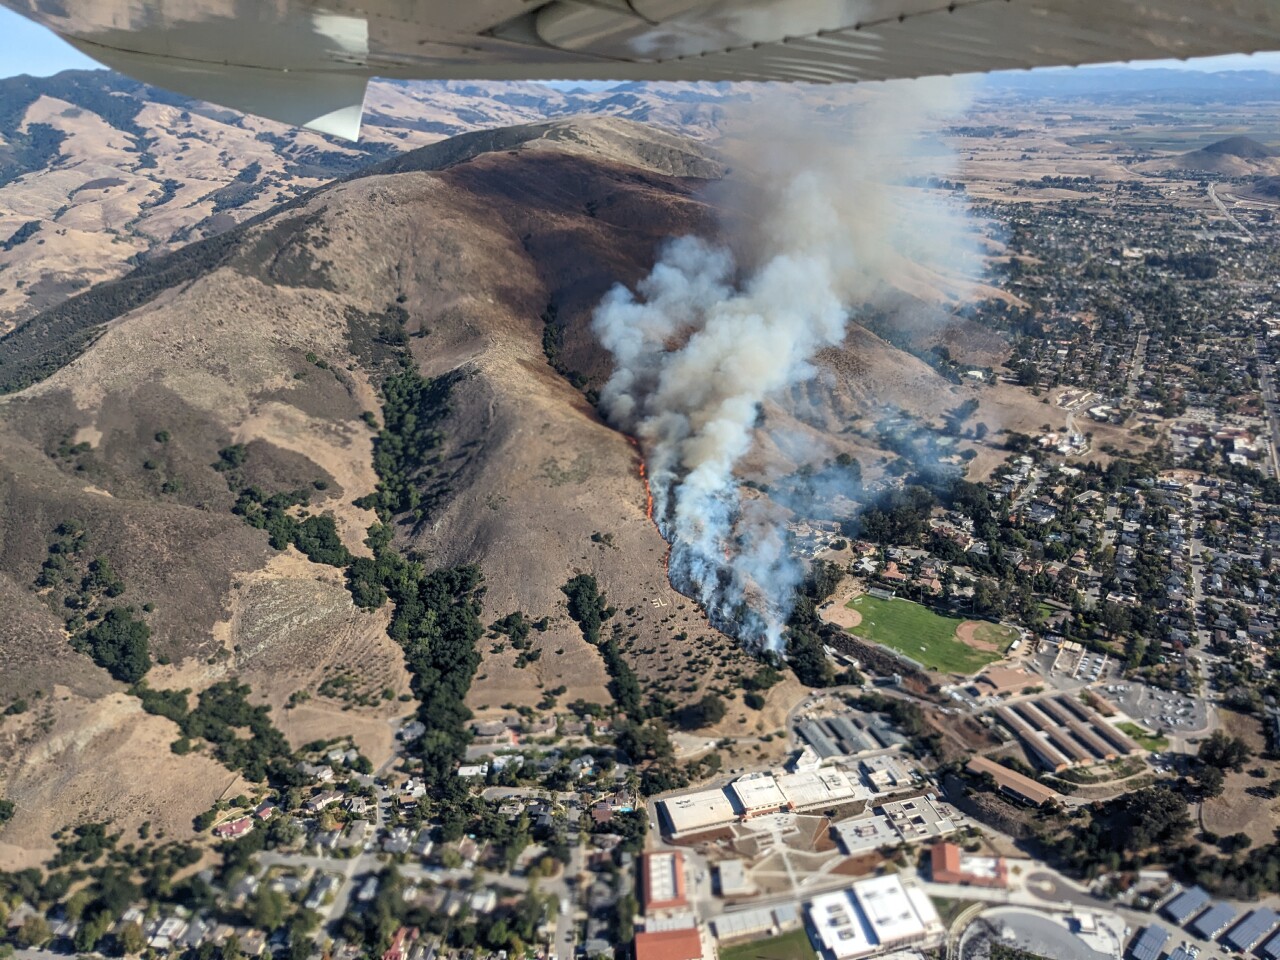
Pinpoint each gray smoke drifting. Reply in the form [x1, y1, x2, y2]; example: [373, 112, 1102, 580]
[593, 81, 979, 650]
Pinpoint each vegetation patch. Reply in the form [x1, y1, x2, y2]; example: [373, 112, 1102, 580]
[354, 361, 454, 526]
[1118, 721, 1169, 752]
[33, 521, 155, 683]
[135, 681, 296, 784]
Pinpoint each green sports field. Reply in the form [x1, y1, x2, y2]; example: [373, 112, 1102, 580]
[846, 594, 1018, 675]
[719, 929, 816, 960]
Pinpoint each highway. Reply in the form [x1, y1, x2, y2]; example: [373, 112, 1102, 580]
[1208, 182, 1254, 241]
[1254, 335, 1280, 477]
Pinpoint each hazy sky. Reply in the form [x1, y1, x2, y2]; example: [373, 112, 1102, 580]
[4, 5, 1280, 80]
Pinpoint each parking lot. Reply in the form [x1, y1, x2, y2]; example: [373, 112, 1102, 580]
[1103, 682, 1209, 736]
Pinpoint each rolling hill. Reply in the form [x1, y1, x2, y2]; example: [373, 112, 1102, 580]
[0, 71, 752, 333]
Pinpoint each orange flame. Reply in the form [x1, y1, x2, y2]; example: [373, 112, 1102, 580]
[628, 434, 668, 571]
[639, 460, 655, 521]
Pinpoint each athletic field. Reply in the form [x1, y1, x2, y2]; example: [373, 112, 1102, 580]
[719, 929, 816, 960]
[845, 594, 1018, 675]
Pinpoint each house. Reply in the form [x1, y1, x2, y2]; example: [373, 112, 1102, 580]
[382, 927, 420, 960]
[399, 720, 426, 743]
[213, 817, 254, 840]
[297, 762, 335, 783]
[306, 790, 344, 813]
[383, 827, 412, 855]
[240, 930, 268, 957]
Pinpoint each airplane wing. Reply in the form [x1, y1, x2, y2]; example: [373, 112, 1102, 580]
[4, 0, 1280, 139]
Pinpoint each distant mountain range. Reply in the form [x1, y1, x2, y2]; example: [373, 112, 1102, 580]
[0, 70, 750, 331]
[982, 66, 1280, 103]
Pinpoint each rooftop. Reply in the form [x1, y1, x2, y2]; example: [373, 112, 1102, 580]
[633, 928, 704, 960]
[728, 775, 788, 814]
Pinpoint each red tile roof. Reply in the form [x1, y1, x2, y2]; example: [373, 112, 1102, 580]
[634, 928, 704, 960]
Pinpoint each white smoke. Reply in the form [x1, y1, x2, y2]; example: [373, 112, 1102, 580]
[593, 80, 980, 650]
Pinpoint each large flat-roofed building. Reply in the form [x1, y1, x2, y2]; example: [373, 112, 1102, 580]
[1189, 902, 1237, 941]
[633, 928, 705, 960]
[833, 815, 900, 855]
[640, 852, 689, 913]
[728, 774, 788, 818]
[880, 795, 960, 843]
[860, 755, 915, 792]
[929, 842, 1008, 889]
[1127, 924, 1169, 960]
[854, 874, 943, 950]
[660, 788, 736, 836]
[808, 875, 943, 960]
[1161, 886, 1211, 925]
[1223, 909, 1280, 953]
[966, 755, 1062, 807]
[776, 769, 864, 811]
[716, 859, 755, 898]
[809, 890, 876, 960]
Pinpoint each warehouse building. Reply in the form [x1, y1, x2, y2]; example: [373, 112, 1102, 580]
[1222, 907, 1279, 952]
[712, 905, 799, 944]
[1127, 924, 1169, 960]
[796, 711, 905, 759]
[1189, 902, 1237, 941]
[798, 720, 843, 759]
[1161, 886, 1210, 925]
[1259, 924, 1280, 960]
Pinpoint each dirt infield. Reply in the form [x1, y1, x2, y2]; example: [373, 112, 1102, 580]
[822, 604, 863, 630]
[956, 620, 999, 652]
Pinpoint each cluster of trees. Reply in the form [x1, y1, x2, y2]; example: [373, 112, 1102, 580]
[1044, 786, 1193, 877]
[848, 485, 937, 545]
[342, 865, 556, 958]
[1193, 730, 1252, 798]
[34, 522, 156, 683]
[77, 607, 152, 684]
[562, 574, 611, 645]
[355, 363, 453, 525]
[561, 575, 645, 716]
[786, 561, 862, 689]
[345, 525, 487, 788]
[135, 681, 296, 784]
[232, 486, 350, 567]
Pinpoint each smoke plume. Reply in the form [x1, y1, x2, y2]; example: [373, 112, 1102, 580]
[593, 81, 979, 650]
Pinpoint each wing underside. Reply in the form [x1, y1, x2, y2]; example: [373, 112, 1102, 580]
[6, 0, 1280, 138]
